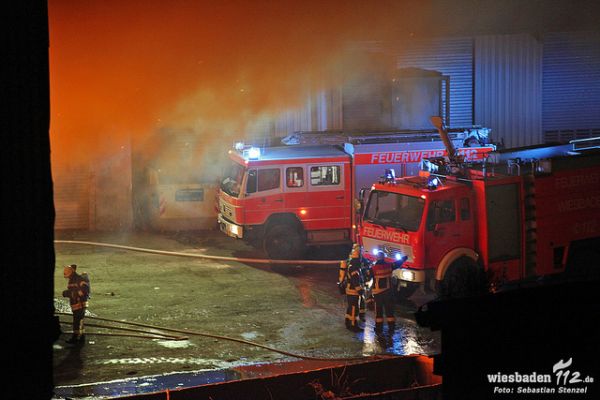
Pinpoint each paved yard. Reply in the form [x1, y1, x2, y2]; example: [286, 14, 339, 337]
[53, 230, 440, 397]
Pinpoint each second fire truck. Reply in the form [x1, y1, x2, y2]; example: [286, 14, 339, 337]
[217, 128, 494, 259]
[359, 117, 600, 298]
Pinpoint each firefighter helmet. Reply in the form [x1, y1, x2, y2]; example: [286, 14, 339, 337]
[350, 244, 361, 258]
[63, 265, 75, 278]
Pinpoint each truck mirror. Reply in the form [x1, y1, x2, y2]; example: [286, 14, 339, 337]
[358, 187, 369, 203]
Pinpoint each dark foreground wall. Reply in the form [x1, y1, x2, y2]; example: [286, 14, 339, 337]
[117, 356, 441, 400]
[2, 1, 57, 399]
[416, 278, 600, 400]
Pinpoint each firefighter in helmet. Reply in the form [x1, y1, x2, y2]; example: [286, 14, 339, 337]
[338, 244, 366, 332]
[371, 251, 396, 333]
[62, 264, 90, 345]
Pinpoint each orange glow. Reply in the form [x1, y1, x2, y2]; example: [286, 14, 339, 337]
[48, 1, 431, 174]
[300, 209, 307, 215]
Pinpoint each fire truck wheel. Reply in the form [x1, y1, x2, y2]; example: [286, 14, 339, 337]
[438, 257, 485, 299]
[263, 224, 305, 260]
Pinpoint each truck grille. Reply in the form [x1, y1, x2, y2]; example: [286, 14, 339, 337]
[362, 237, 414, 262]
[379, 245, 412, 260]
[220, 200, 235, 220]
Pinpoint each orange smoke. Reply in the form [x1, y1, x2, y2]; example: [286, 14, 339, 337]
[49, 1, 430, 170]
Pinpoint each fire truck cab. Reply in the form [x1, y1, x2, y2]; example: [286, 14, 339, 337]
[217, 128, 494, 259]
[218, 144, 352, 259]
[360, 136, 600, 298]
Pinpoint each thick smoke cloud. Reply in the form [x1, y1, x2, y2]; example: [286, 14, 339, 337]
[49, 0, 595, 175]
[49, 1, 429, 171]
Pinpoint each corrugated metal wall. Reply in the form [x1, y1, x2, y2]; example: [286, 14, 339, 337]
[396, 37, 474, 128]
[267, 89, 342, 140]
[263, 38, 475, 137]
[53, 167, 91, 230]
[474, 34, 543, 148]
[542, 31, 600, 142]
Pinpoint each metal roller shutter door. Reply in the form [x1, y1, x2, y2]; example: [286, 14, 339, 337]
[543, 31, 600, 142]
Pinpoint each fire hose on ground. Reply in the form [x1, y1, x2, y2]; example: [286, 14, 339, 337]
[56, 313, 391, 363]
[54, 241, 387, 362]
[54, 240, 343, 265]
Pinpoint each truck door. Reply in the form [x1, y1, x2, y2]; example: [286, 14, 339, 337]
[243, 167, 283, 224]
[424, 196, 474, 266]
[284, 166, 307, 210]
[454, 196, 475, 248]
[306, 163, 349, 230]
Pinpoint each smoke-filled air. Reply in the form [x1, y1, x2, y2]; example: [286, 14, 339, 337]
[51, 1, 584, 181]
[48, 1, 440, 181]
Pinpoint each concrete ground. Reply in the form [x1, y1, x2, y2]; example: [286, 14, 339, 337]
[52, 230, 440, 398]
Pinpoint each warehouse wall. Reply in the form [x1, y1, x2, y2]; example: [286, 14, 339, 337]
[542, 31, 600, 142]
[474, 34, 543, 147]
[54, 30, 600, 233]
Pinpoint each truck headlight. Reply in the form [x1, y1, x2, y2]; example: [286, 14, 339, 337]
[230, 225, 240, 236]
[400, 270, 415, 281]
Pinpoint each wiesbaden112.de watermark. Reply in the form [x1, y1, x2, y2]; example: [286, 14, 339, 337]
[488, 358, 594, 396]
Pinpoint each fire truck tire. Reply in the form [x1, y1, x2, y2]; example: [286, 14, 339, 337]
[263, 224, 305, 260]
[438, 257, 485, 299]
[392, 278, 419, 302]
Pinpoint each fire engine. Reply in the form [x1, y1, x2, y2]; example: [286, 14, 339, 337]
[216, 128, 495, 259]
[359, 117, 600, 299]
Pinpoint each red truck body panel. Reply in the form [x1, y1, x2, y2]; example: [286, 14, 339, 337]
[360, 141, 600, 290]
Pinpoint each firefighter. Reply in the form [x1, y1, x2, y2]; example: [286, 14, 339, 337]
[360, 261, 374, 315]
[371, 251, 396, 333]
[338, 244, 365, 332]
[62, 264, 90, 345]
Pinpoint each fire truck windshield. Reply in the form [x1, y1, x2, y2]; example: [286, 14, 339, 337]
[364, 190, 425, 232]
[220, 161, 245, 198]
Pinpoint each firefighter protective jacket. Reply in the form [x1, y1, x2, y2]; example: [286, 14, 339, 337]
[339, 258, 364, 296]
[64, 273, 90, 311]
[371, 259, 393, 295]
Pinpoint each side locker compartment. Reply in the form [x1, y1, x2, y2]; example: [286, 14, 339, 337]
[485, 182, 523, 283]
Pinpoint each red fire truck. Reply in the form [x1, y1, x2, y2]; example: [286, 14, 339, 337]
[217, 128, 495, 259]
[359, 118, 600, 299]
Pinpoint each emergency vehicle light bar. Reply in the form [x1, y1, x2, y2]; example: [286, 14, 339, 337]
[234, 142, 261, 160]
[245, 147, 261, 160]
